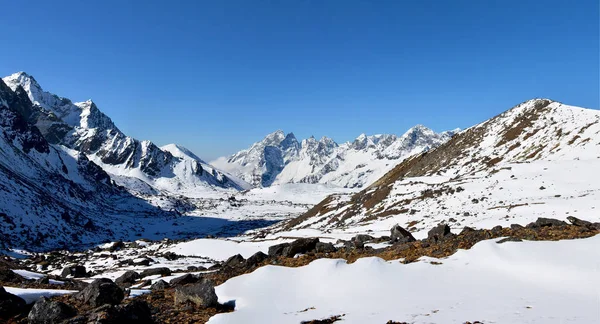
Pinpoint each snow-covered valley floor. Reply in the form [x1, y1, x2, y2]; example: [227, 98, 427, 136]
[208, 235, 600, 324]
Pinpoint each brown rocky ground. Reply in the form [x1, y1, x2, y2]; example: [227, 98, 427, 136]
[1, 217, 598, 323]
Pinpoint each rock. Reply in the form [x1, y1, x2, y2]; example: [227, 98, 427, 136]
[491, 225, 503, 234]
[140, 267, 171, 278]
[0, 286, 26, 319]
[162, 252, 181, 261]
[0, 269, 19, 283]
[75, 278, 124, 307]
[282, 238, 319, 257]
[526, 218, 568, 228]
[170, 274, 199, 286]
[61, 265, 87, 278]
[150, 280, 169, 291]
[315, 242, 336, 253]
[35, 277, 50, 285]
[567, 216, 592, 227]
[510, 224, 524, 230]
[246, 251, 268, 267]
[133, 258, 152, 266]
[223, 254, 246, 269]
[268, 243, 290, 257]
[140, 280, 152, 287]
[115, 299, 153, 323]
[109, 241, 125, 252]
[28, 297, 77, 324]
[174, 279, 218, 308]
[115, 270, 140, 287]
[496, 237, 523, 244]
[427, 224, 453, 242]
[351, 234, 374, 244]
[459, 226, 476, 235]
[390, 224, 416, 243]
[187, 266, 206, 272]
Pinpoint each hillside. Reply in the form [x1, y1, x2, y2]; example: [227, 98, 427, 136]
[278, 99, 600, 235]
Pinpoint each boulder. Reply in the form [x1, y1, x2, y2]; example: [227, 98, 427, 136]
[246, 251, 268, 267]
[169, 274, 199, 286]
[315, 242, 336, 253]
[281, 238, 319, 257]
[140, 267, 171, 278]
[567, 216, 592, 227]
[427, 224, 453, 242]
[459, 226, 476, 235]
[268, 243, 290, 257]
[491, 225, 503, 235]
[351, 234, 374, 244]
[28, 297, 77, 324]
[390, 225, 416, 243]
[115, 270, 140, 287]
[0, 269, 19, 283]
[150, 280, 169, 291]
[75, 278, 124, 307]
[174, 279, 218, 308]
[115, 299, 153, 323]
[526, 218, 568, 228]
[510, 224, 524, 230]
[61, 265, 87, 278]
[222, 254, 246, 269]
[0, 286, 26, 319]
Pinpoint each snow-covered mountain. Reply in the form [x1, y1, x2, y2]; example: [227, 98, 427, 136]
[2, 72, 249, 195]
[278, 99, 600, 234]
[211, 127, 457, 188]
[0, 78, 177, 251]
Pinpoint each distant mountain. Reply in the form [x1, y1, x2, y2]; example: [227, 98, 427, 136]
[211, 127, 457, 188]
[2, 72, 249, 195]
[280, 99, 600, 233]
[0, 78, 173, 251]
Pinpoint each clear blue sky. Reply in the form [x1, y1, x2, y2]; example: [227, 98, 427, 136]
[1, 0, 598, 160]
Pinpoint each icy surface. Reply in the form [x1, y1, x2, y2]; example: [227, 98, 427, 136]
[4, 287, 77, 304]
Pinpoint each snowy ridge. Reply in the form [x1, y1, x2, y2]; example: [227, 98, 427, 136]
[2, 72, 248, 196]
[277, 99, 600, 236]
[212, 126, 456, 188]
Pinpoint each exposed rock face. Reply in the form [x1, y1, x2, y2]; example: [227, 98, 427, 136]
[390, 225, 416, 243]
[61, 265, 87, 278]
[151, 280, 169, 291]
[222, 254, 246, 269]
[140, 267, 171, 278]
[0, 286, 26, 319]
[170, 274, 199, 286]
[75, 278, 124, 307]
[428, 224, 453, 242]
[174, 280, 218, 308]
[315, 242, 337, 253]
[246, 251, 268, 267]
[28, 297, 77, 324]
[115, 270, 140, 287]
[527, 218, 568, 228]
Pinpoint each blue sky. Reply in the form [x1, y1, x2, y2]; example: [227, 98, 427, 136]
[1, 0, 598, 160]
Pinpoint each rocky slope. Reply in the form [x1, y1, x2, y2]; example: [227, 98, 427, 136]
[212, 127, 457, 188]
[0, 78, 177, 251]
[2, 72, 248, 196]
[278, 99, 600, 233]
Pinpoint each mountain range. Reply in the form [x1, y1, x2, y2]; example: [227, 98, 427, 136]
[211, 126, 458, 188]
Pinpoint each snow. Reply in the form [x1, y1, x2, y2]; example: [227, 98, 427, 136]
[167, 238, 291, 261]
[4, 287, 78, 304]
[208, 236, 600, 323]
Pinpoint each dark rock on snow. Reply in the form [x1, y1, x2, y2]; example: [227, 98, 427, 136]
[151, 280, 169, 291]
[115, 270, 140, 287]
[170, 274, 199, 286]
[526, 218, 567, 228]
[427, 224, 453, 242]
[140, 267, 171, 278]
[390, 224, 416, 243]
[246, 251, 268, 267]
[223, 254, 246, 269]
[61, 265, 87, 278]
[315, 242, 336, 253]
[268, 243, 290, 257]
[28, 297, 77, 324]
[282, 238, 319, 257]
[0, 286, 26, 319]
[174, 279, 218, 308]
[75, 278, 124, 307]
